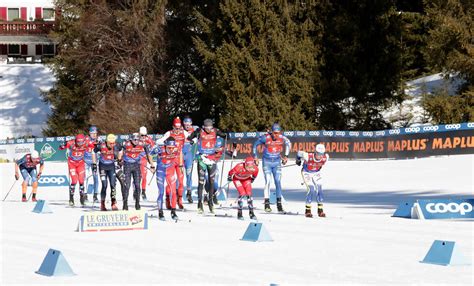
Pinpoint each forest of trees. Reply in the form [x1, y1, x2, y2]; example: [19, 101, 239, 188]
[42, 0, 474, 135]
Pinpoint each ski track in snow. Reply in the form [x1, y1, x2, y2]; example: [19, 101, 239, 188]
[1, 156, 473, 285]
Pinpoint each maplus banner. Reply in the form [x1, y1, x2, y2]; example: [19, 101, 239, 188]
[226, 129, 474, 160]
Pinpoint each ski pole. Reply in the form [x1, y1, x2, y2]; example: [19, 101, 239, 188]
[281, 163, 297, 168]
[3, 179, 18, 202]
[148, 169, 156, 186]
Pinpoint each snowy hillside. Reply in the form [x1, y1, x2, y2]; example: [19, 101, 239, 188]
[1, 156, 472, 285]
[0, 64, 55, 139]
[383, 73, 464, 128]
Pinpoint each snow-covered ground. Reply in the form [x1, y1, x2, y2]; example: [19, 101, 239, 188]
[1, 155, 472, 285]
[0, 64, 55, 139]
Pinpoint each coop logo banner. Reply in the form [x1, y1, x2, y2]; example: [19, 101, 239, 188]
[417, 199, 474, 219]
[38, 175, 69, 187]
[77, 210, 149, 232]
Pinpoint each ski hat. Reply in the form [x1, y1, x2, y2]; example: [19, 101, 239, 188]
[271, 123, 282, 133]
[244, 156, 257, 171]
[106, 133, 116, 143]
[173, 117, 182, 128]
[315, 143, 325, 154]
[75, 134, 86, 146]
[31, 150, 40, 159]
[165, 137, 176, 146]
[89, 125, 98, 133]
[131, 133, 140, 142]
[203, 118, 213, 128]
[215, 137, 224, 148]
[139, 126, 147, 135]
[165, 137, 176, 154]
[183, 117, 192, 124]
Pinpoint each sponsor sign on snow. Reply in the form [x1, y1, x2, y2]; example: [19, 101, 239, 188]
[77, 210, 149, 232]
[413, 198, 474, 219]
[38, 175, 69, 187]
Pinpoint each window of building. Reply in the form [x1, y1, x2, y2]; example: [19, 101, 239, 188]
[8, 44, 20, 55]
[43, 44, 55, 55]
[8, 8, 19, 21]
[43, 8, 54, 20]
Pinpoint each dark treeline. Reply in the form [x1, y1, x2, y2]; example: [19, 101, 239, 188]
[42, 0, 473, 136]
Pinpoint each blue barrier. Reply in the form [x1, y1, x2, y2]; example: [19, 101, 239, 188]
[420, 240, 471, 266]
[36, 249, 75, 276]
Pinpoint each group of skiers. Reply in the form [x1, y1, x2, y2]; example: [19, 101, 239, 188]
[14, 117, 329, 220]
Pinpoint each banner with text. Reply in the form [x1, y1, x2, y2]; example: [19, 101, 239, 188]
[77, 210, 149, 232]
[0, 123, 472, 161]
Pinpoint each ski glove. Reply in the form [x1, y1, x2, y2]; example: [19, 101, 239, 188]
[150, 165, 156, 173]
[15, 172, 19, 180]
[250, 176, 255, 183]
[227, 175, 233, 182]
[296, 157, 302, 166]
[92, 163, 97, 173]
[37, 172, 42, 179]
[281, 156, 288, 165]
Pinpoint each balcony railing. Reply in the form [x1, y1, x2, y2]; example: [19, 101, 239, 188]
[0, 21, 56, 35]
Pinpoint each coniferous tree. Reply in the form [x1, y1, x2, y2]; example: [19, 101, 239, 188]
[43, 0, 166, 135]
[318, 0, 403, 130]
[194, 0, 322, 131]
[421, 0, 474, 123]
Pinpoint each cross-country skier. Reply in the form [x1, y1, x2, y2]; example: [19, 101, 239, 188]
[156, 117, 189, 209]
[14, 150, 44, 202]
[204, 137, 224, 205]
[187, 119, 227, 214]
[296, 143, 329, 217]
[228, 156, 259, 220]
[182, 116, 198, 203]
[118, 133, 155, 210]
[84, 125, 100, 202]
[94, 134, 121, 211]
[151, 137, 180, 220]
[59, 134, 95, 206]
[204, 138, 236, 205]
[252, 123, 291, 213]
[138, 126, 155, 201]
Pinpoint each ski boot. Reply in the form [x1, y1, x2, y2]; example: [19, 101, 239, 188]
[237, 209, 244, 220]
[264, 199, 272, 212]
[186, 189, 193, 203]
[165, 197, 171, 210]
[93, 193, 99, 203]
[208, 200, 214, 214]
[80, 193, 86, 206]
[123, 200, 128, 211]
[317, 204, 326, 217]
[141, 190, 147, 201]
[31, 193, 37, 202]
[203, 194, 209, 205]
[69, 193, 75, 206]
[177, 196, 184, 209]
[249, 209, 257, 220]
[171, 209, 178, 220]
[305, 206, 313, 218]
[212, 194, 219, 205]
[158, 210, 165, 221]
[111, 199, 118, 211]
[100, 200, 107, 211]
[197, 201, 204, 214]
[277, 198, 284, 213]
[21, 194, 27, 202]
[135, 199, 141, 210]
